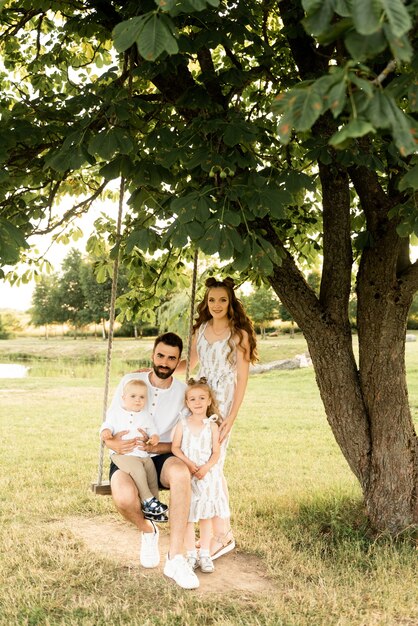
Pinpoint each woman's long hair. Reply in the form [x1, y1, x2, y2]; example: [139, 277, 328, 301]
[193, 277, 258, 364]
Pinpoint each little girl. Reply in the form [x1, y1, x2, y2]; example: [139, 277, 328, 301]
[171, 377, 230, 574]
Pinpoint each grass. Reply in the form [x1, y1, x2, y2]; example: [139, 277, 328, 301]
[0, 336, 417, 625]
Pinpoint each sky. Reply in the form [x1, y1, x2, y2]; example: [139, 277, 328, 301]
[0, 202, 112, 312]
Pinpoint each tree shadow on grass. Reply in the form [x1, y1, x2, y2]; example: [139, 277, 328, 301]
[256, 492, 417, 568]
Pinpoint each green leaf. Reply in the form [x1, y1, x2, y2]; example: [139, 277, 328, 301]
[154, 0, 178, 11]
[383, 24, 413, 62]
[344, 28, 387, 61]
[383, 100, 417, 156]
[302, 0, 334, 37]
[329, 119, 376, 146]
[381, 0, 412, 37]
[326, 80, 348, 117]
[366, 91, 394, 128]
[88, 128, 134, 160]
[112, 16, 147, 53]
[316, 17, 352, 45]
[99, 157, 123, 181]
[399, 166, 418, 191]
[334, 0, 352, 17]
[278, 170, 315, 195]
[350, 74, 374, 98]
[396, 221, 412, 237]
[408, 82, 418, 113]
[351, 0, 381, 35]
[223, 120, 256, 147]
[186, 221, 205, 239]
[294, 87, 324, 131]
[259, 188, 291, 218]
[44, 144, 89, 173]
[171, 192, 199, 217]
[195, 196, 211, 221]
[200, 223, 221, 255]
[125, 230, 150, 254]
[276, 111, 294, 145]
[233, 237, 251, 271]
[223, 209, 241, 227]
[219, 230, 234, 260]
[251, 239, 273, 275]
[136, 13, 178, 61]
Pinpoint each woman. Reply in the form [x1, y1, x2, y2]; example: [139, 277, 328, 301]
[179, 276, 258, 559]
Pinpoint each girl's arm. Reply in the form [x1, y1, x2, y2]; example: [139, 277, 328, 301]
[219, 330, 250, 442]
[194, 423, 220, 479]
[175, 333, 198, 376]
[171, 422, 199, 474]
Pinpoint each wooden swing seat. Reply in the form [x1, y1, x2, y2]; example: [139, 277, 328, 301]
[91, 480, 111, 495]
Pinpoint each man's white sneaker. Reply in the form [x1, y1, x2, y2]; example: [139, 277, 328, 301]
[140, 521, 160, 568]
[164, 554, 200, 589]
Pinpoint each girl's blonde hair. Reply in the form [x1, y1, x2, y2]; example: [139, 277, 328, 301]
[185, 377, 222, 425]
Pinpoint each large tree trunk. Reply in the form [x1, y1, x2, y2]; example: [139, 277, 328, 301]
[266, 157, 418, 532]
[353, 168, 418, 531]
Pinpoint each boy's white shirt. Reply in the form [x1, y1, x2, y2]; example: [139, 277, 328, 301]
[100, 407, 158, 458]
[105, 371, 187, 457]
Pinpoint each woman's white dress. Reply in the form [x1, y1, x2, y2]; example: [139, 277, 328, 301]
[196, 322, 237, 465]
[180, 416, 230, 522]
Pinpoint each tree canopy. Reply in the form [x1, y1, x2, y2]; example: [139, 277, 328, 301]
[1, 0, 418, 533]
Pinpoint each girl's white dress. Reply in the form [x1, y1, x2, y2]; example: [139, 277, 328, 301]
[196, 322, 237, 465]
[180, 416, 230, 522]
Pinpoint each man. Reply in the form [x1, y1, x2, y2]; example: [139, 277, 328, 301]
[104, 332, 199, 590]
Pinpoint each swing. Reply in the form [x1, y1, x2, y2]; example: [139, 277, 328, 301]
[91, 180, 198, 495]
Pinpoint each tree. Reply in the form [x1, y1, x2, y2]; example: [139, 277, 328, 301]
[57, 249, 87, 336]
[1, 1, 417, 532]
[79, 260, 113, 339]
[0, 315, 10, 339]
[243, 287, 280, 337]
[30, 273, 61, 339]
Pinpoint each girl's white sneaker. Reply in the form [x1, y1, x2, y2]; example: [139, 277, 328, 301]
[199, 554, 215, 573]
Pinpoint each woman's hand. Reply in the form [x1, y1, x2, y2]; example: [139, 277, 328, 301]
[219, 418, 234, 443]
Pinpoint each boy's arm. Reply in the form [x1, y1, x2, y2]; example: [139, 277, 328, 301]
[100, 428, 113, 441]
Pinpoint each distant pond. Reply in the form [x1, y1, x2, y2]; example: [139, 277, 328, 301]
[0, 363, 29, 378]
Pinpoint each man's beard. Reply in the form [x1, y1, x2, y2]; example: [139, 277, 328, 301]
[153, 364, 175, 380]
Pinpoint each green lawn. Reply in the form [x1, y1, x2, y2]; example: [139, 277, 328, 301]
[0, 336, 417, 625]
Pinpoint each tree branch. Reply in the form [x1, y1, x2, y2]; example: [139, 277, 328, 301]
[34, 181, 108, 235]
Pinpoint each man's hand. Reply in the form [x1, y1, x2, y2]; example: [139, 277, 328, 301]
[103, 430, 137, 455]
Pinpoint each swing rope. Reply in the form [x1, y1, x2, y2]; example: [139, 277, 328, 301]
[94, 177, 125, 490]
[185, 248, 199, 382]
[92, 194, 199, 494]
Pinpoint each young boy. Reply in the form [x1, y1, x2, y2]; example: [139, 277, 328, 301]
[100, 379, 168, 521]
